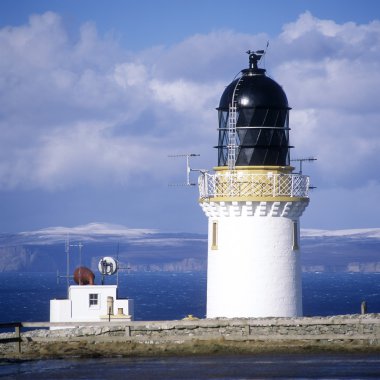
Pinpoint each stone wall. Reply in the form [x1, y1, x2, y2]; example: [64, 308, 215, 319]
[1, 314, 379, 358]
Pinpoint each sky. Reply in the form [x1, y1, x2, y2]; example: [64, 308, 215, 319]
[0, 0, 379, 233]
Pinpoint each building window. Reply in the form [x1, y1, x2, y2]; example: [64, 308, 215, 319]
[292, 221, 299, 250]
[89, 293, 99, 307]
[211, 221, 218, 250]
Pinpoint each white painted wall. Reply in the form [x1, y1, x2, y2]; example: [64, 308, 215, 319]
[50, 285, 133, 325]
[70, 285, 116, 321]
[204, 202, 304, 318]
[50, 299, 71, 322]
[114, 298, 134, 318]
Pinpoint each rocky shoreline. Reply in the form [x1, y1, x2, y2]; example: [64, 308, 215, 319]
[1, 314, 379, 360]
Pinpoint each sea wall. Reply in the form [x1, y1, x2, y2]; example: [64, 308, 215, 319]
[1, 314, 379, 358]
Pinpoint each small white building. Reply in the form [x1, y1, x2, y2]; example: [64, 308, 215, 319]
[50, 285, 134, 328]
[50, 259, 134, 328]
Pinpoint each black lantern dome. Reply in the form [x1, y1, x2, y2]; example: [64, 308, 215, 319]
[216, 51, 291, 167]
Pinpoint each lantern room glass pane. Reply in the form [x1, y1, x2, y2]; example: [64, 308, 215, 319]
[217, 108, 290, 166]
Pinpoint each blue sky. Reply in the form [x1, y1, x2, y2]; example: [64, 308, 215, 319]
[0, 0, 379, 233]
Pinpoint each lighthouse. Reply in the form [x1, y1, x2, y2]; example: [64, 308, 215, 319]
[198, 51, 310, 318]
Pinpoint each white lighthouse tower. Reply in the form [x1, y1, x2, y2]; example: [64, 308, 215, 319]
[198, 51, 310, 318]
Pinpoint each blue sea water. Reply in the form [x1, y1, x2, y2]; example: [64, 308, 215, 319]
[0, 272, 380, 379]
[0, 272, 379, 322]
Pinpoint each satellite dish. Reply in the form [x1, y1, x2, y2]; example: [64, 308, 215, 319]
[98, 256, 118, 276]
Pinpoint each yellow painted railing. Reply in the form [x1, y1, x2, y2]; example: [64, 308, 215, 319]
[199, 172, 310, 200]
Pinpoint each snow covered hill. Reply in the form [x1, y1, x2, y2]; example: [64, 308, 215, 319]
[302, 228, 380, 239]
[0, 223, 379, 273]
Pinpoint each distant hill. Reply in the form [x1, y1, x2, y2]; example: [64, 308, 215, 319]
[0, 223, 207, 273]
[0, 223, 379, 273]
[301, 228, 380, 273]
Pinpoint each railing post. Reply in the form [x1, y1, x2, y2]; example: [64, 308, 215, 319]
[361, 301, 367, 314]
[15, 324, 21, 353]
[203, 173, 207, 198]
[291, 175, 294, 197]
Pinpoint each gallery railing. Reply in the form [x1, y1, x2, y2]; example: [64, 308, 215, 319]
[198, 172, 310, 200]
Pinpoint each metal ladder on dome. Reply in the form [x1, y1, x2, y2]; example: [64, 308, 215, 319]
[227, 102, 237, 196]
[227, 102, 237, 170]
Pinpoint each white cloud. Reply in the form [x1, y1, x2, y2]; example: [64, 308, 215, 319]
[272, 12, 380, 188]
[281, 11, 380, 46]
[281, 11, 343, 41]
[0, 12, 67, 70]
[112, 63, 148, 87]
[0, 12, 220, 190]
[150, 78, 219, 113]
[0, 10, 379, 201]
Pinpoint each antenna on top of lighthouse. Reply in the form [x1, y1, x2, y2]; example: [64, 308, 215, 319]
[291, 157, 317, 175]
[168, 153, 203, 186]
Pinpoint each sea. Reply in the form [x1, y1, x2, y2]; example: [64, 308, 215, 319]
[0, 272, 380, 379]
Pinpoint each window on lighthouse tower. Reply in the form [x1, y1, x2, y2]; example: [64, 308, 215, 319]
[211, 221, 218, 250]
[292, 221, 299, 251]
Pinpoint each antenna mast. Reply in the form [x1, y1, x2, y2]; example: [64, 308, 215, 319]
[291, 157, 317, 174]
[65, 236, 69, 293]
[168, 154, 202, 186]
[57, 238, 84, 296]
